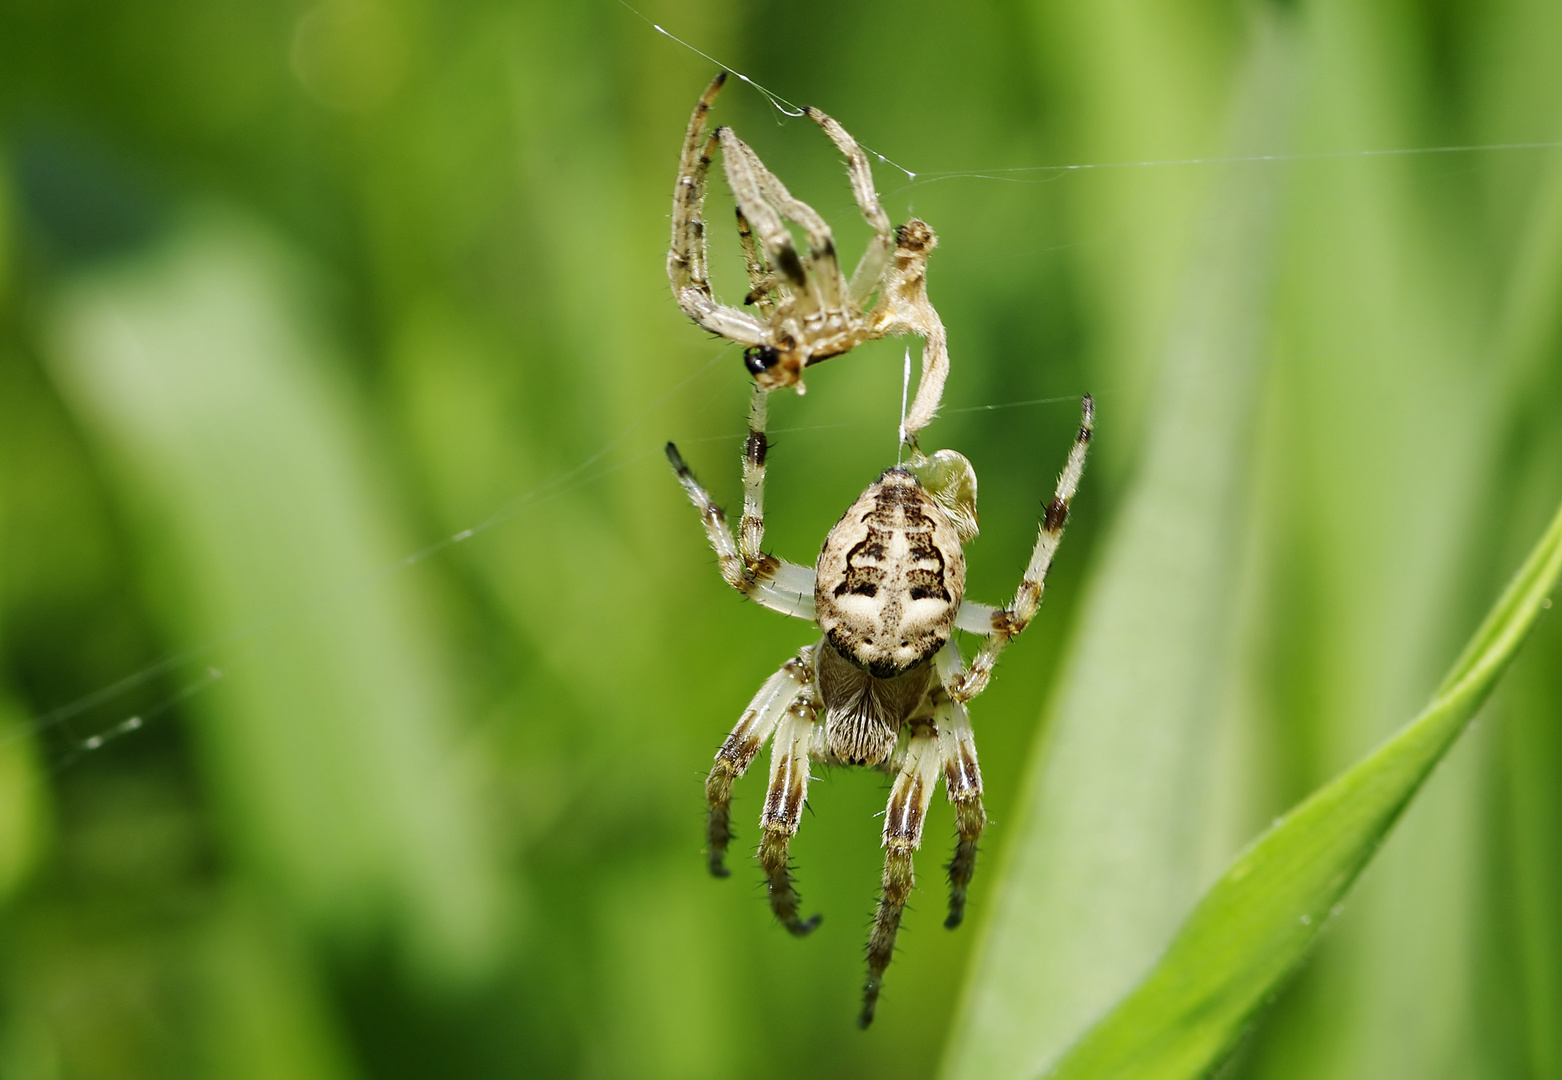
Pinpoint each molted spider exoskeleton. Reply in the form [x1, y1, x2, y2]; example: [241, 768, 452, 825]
[668, 72, 951, 447]
[666, 385, 1093, 1028]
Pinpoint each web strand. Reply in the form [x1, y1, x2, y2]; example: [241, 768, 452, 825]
[615, 0, 918, 182]
[897, 346, 912, 463]
[18, 361, 1093, 772]
[619, 0, 1561, 184]
[14, 347, 731, 768]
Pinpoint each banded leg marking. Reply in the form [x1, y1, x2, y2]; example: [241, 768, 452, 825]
[739, 382, 768, 559]
[803, 106, 894, 306]
[718, 129, 848, 314]
[705, 654, 811, 877]
[860, 720, 941, 1029]
[669, 73, 723, 298]
[717, 128, 809, 295]
[745, 156, 847, 313]
[760, 700, 822, 936]
[667, 73, 767, 345]
[664, 443, 816, 620]
[736, 208, 779, 315]
[937, 693, 985, 929]
[954, 394, 1093, 702]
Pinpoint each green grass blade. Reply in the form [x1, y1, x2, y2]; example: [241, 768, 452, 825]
[1040, 495, 1562, 1080]
[939, 19, 1294, 1078]
[49, 215, 506, 983]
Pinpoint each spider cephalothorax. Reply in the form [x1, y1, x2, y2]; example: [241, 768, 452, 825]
[668, 72, 951, 447]
[666, 386, 1092, 1027]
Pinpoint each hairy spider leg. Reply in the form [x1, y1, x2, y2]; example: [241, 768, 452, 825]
[868, 224, 950, 448]
[804, 104, 957, 446]
[860, 717, 944, 1028]
[954, 394, 1094, 703]
[718, 128, 844, 317]
[668, 72, 768, 346]
[732, 135, 851, 314]
[734, 208, 779, 316]
[665, 442, 817, 620]
[933, 643, 985, 928]
[705, 652, 812, 877]
[760, 697, 823, 936]
[802, 107, 895, 307]
[739, 381, 768, 558]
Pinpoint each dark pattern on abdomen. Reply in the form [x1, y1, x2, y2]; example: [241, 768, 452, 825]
[835, 535, 887, 598]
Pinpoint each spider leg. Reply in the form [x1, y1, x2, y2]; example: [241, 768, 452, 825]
[739, 380, 771, 558]
[665, 442, 817, 620]
[759, 696, 823, 936]
[863, 217, 947, 447]
[705, 651, 812, 877]
[746, 157, 848, 314]
[803, 107, 895, 307]
[668, 73, 769, 346]
[902, 319, 950, 448]
[717, 130, 808, 295]
[954, 395, 1094, 702]
[735, 208, 780, 317]
[860, 717, 942, 1029]
[719, 129, 849, 315]
[933, 644, 985, 929]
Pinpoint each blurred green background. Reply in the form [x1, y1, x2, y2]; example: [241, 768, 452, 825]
[1, 0, 1561, 1076]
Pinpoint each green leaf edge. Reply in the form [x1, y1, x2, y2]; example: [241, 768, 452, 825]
[1040, 495, 1562, 1080]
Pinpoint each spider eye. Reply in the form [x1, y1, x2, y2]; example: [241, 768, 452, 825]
[744, 346, 781, 376]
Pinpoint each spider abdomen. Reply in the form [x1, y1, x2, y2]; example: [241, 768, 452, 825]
[815, 469, 966, 679]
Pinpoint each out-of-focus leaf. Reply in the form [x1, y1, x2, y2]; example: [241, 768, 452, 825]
[1040, 494, 1562, 1080]
[0, 699, 47, 902]
[0, 150, 11, 302]
[940, 18, 1296, 1080]
[0, 186, 50, 898]
[193, 894, 358, 1080]
[48, 213, 506, 982]
[937, 19, 1293, 1080]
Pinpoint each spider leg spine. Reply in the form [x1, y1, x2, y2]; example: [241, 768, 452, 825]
[932, 643, 986, 928]
[860, 719, 941, 1029]
[760, 700, 823, 936]
[705, 654, 811, 877]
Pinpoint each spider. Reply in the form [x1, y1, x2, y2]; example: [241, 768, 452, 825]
[668, 72, 950, 448]
[665, 382, 1093, 1027]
